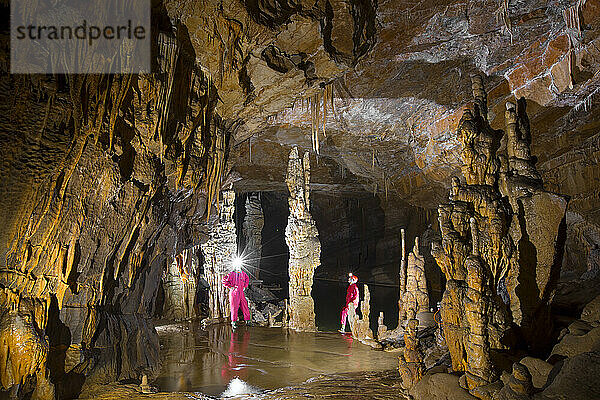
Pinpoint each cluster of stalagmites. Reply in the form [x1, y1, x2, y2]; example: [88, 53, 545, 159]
[427, 75, 569, 397]
[379, 230, 433, 344]
[285, 147, 321, 332]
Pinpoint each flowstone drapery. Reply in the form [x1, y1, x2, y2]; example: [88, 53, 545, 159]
[201, 191, 237, 321]
[243, 193, 264, 280]
[432, 75, 568, 391]
[285, 147, 321, 332]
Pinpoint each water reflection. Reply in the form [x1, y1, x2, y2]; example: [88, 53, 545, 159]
[155, 323, 397, 396]
[221, 329, 250, 381]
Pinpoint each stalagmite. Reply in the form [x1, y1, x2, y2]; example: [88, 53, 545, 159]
[201, 190, 237, 321]
[285, 147, 321, 331]
[243, 193, 264, 280]
[432, 76, 569, 394]
[348, 284, 375, 343]
[398, 319, 424, 389]
[398, 229, 407, 324]
[401, 237, 430, 322]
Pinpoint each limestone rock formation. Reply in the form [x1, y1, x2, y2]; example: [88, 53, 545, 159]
[518, 356, 552, 389]
[398, 319, 424, 389]
[432, 75, 568, 391]
[401, 237, 430, 322]
[500, 99, 569, 349]
[285, 147, 321, 331]
[0, 298, 52, 397]
[201, 191, 237, 321]
[493, 363, 534, 400]
[348, 284, 375, 344]
[162, 248, 199, 321]
[243, 193, 264, 280]
[377, 312, 389, 340]
[410, 373, 478, 400]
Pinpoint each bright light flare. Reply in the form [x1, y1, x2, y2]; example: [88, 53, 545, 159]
[221, 377, 259, 397]
[232, 256, 243, 271]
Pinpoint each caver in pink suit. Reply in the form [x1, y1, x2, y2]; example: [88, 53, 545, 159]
[340, 274, 359, 332]
[222, 269, 250, 322]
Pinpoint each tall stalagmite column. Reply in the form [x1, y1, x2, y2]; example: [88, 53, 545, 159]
[285, 147, 321, 331]
[431, 75, 568, 393]
[201, 190, 237, 320]
[243, 193, 264, 280]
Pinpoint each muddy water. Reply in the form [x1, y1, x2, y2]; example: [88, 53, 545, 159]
[154, 323, 398, 397]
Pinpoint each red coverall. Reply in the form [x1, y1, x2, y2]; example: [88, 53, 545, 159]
[340, 282, 359, 328]
[222, 270, 250, 322]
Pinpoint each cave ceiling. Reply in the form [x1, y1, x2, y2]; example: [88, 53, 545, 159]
[163, 0, 600, 213]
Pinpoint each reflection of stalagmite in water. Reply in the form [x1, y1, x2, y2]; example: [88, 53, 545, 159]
[201, 191, 237, 320]
[285, 147, 321, 331]
[243, 193, 264, 280]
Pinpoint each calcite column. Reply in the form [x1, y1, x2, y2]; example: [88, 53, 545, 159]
[162, 248, 198, 321]
[285, 147, 321, 332]
[499, 100, 568, 350]
[243, 193, 264, 280]
[398, 229, 407, 323]
[201, 190, 237, 320]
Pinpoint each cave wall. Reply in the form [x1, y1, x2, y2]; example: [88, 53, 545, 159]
[0, 5, 235, 395]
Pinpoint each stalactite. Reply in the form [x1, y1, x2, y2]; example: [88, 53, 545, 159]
[495, 0, 513, 44]
[563, 1, 586, 90]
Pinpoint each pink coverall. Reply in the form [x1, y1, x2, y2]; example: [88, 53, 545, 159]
[340, 282, 359, 328]
[222, 270, 250, 322]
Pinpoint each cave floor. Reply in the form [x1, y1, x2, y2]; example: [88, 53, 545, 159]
[138, 322, 400, 399]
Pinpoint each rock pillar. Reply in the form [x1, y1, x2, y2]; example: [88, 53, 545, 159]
[285, 147, 321, 332]
[400, 237, 430, 322]
[432, 76, 568, 393]
[201, 190, 237, 320]
[243, 193, 264, 280]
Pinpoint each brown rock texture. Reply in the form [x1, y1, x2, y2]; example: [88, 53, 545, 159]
[432, 75, 568, 390]
[285, 147, 321, 331]
[398, 319, 425, 389]
[161, 248, 199, 321]
[0, 11, 234, 393]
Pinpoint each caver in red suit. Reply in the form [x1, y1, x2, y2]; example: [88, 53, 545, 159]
[339, 273, 359, 333]
[222, 268, 250, 323]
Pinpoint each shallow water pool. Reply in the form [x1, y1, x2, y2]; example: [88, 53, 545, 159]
[154, 323, 398, 397]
